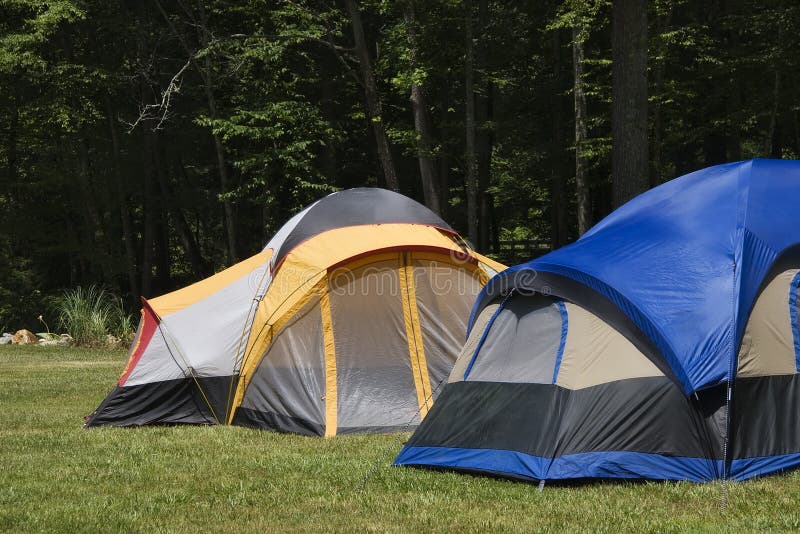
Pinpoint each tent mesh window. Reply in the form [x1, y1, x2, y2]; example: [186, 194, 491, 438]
[329, 257, 418, 432]
[412, 256, 482, 391]
[466, 295, 563, 384]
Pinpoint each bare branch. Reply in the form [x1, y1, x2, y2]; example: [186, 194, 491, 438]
[123, 56, 194, 133]
[153, 0, 210, 86]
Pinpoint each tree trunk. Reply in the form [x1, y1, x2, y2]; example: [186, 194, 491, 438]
[213, 129, 237, 263]
[77, 139, 113, 283]
[106, 97, 139, 300]
[476, 0, 492, 252]
[439, 88, 450, 217]
[320, 72, 340, 193]
[345, 0, 400, 191]
[7, 105, 18, 189]
[477, 85, 493, 251]
[764, 67, 781, 157]
[171, 158, 211, 278]
[650, 5, 672, 185]
[794, 109, 800, 156]
[152, 143, 172, 293]
[404, 1, 440, 214]
[573, 27, 591, 236]
[153, 0, 238, 262]
[611, 0, 649, 208]
[550, 30, 568, 249]
[196, 1, 238, 263]
[464, 0, 479, 247]
[140, 135, 155, 298]
[136, 5, 153, 297]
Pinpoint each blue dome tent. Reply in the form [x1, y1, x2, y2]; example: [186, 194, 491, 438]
[395, 159, 800, 482]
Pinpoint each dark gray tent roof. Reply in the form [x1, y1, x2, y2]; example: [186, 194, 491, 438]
[273, 188, 453, 265]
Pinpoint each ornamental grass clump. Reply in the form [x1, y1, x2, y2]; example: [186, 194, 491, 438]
[55, 286, 132, 346]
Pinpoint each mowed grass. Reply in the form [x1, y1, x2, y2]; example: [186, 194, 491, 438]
[2, 347, 800, 533]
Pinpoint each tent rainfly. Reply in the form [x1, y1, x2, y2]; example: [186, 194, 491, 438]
[86, 188, 505, 436]
[395, 159, 800, 482]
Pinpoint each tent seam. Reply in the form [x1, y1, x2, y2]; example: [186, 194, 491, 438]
[463, 290, 514, 380]
[790, 272, 800, 372]
[552, 301, 568, 384]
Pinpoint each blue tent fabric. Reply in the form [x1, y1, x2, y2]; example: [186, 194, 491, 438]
[394, 446, 721, 482]
[394, 445, 800, 482]
[471, 159, 800, 394]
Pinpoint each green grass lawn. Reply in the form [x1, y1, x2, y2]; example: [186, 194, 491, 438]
[2, 346, 800, 533]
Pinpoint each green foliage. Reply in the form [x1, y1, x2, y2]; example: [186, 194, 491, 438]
[548, 0, 610, 40]
[498, 225, 534, 242]
[1, 0, 799, 303]
[55, 286, 133, 346]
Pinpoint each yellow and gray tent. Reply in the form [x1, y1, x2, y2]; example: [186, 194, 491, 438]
[86, 188, 505, 436]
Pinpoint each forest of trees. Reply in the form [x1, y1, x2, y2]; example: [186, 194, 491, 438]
[1, 0, 799, 329]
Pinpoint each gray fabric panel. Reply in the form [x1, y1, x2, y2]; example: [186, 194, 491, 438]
[125, 321, 185, 385]
[240, 300, 326, 427]
[329, 259, 420, 429]
[152, 270, 261, 379]
[466, 295, 562, 384]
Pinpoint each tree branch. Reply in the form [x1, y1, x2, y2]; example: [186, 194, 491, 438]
[123, 56, 194, 132]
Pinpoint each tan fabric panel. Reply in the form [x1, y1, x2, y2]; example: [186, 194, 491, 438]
[737, 269, 798, 377]
[556, 302, 662, 390]
[448, 303, 500, 383]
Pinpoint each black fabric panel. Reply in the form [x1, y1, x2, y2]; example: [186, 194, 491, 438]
[731, 374, 800, 459]
[408, 378, 722, 459]
[554, 378, 719, 458]
[691, 382, 727, 459]
[85, 375, 235, 427]
[410, 381, 565, 456]
[274, 188, 453, 264]
[474, 272, 679, 386]
[230, 409, 412, 436]
[231, 407, 324, 436]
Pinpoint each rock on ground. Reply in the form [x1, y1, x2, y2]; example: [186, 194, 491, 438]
[36, 333, 74, 347]
[12, 329, 39, 345]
